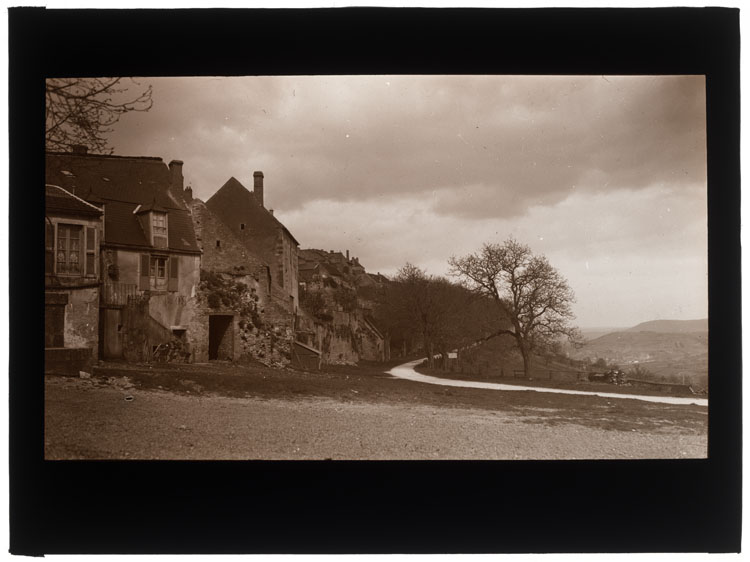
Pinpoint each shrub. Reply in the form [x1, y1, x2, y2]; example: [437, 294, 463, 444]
[200, 269, 260, 323]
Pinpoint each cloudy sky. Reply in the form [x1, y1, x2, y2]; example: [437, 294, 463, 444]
[107, 75, 707, 328]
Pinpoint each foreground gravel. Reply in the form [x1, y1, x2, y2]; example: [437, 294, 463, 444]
[45, 376, 707, 460]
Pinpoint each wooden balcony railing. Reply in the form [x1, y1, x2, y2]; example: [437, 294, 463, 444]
[101, 282, 138, 307]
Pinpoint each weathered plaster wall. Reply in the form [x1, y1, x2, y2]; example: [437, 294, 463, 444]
[177, 254, 200, 297]
[114, 250, 140, 285]
[121, 296, 174, 362]
[148, 292, 190, 330]
[105, 250, 201, 362]
[56, 287, 99, 359]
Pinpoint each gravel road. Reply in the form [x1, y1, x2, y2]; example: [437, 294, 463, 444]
[45, 376, 707, 460]
[390, 360, 709, 406]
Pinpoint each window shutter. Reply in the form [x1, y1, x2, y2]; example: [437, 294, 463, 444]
[139, 254, 150, 290]
[168, 256, 179, 292]
[45, 222, 55, 275]
[85, 226, 96, 276]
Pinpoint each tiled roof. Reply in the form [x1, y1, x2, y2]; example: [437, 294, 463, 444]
[45, 184, 103, 217]
[206, 176, 300, 246]
[46, 152, 199, 253]
[102, 200, 149, 247]
[46, 152, 184, 209]
[167, 208, 201, 252]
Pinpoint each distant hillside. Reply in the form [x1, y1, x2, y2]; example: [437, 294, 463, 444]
[574, 330, 707, 364]
[580, 327, 626, 341]
[627, 318, 708, 333]
[569, 325, 708, 387]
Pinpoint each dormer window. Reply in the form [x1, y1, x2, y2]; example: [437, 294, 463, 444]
[151, 212, 168, 248]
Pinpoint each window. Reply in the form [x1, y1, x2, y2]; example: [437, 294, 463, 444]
[140, 253, 179, 292]
[56, 224, 83, 274]
[240, 223, 245, 230]
[47, 222, 98, 277]
[150, 256, 168, 290]
[216, 240, 221, 248]
[152, 212, 168, 248]
[152, 213, 167, 235]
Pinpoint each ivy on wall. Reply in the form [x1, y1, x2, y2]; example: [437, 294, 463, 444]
[200, 270, 263, 329]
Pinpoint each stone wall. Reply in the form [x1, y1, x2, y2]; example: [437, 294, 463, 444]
[190, 199, 268, 281]
[359, 320, 385, 362]
[297, 279, 385, 364]
[190, 270, 292, 367]
[44, 347, 93, 376]
[296, 309, 376, 365]
[275, 229, 299, 311]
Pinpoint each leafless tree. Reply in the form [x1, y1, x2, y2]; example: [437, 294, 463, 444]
[384, 263, 494, 369]
[449, 237, 582, 379]
[46, 77, 153, 153]
[390, 263, 441, 367]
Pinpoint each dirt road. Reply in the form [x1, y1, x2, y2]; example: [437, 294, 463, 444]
[390, 359, 709, 406]
[44, 375, 707, 460]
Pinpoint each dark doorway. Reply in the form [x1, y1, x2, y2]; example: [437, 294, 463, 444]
[45, 304, 65, 348]
[208, 314, 234, 360]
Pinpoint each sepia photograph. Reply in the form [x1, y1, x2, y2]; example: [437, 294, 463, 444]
[10, 5, 740, 555]
[43, 74, 709, 460]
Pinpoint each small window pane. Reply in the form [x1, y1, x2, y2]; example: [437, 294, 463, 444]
[56, 224, 84, 275]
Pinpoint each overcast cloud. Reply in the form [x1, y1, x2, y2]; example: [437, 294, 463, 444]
[107, 75, 707, 328]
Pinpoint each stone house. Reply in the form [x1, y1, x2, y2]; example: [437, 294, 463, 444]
[205, 173, 299, 329]
[44, 183, 104, 375]
[187, 195, 292, 365]
[46, 148, 202, 363]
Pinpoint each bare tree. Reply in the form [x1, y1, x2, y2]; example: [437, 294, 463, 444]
[384, 263, 493, 369]
[46, 77, 153, 154]
[449, 237, 582, 379]
[391, 263, 442, 367]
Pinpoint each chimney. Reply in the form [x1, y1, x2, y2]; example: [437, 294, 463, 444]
[71, 144, 88, 155]
[169, 160, 184, 193]
[269, 209, 274, 216]
[253, 171, 264, 207]
[346, 250, 350, 261]
[184, 185, 193, 203]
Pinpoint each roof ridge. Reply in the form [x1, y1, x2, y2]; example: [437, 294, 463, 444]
[46, 184, 104, 213]
[46, 151, 164, 162]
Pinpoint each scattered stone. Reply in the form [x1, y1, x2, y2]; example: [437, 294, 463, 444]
[124, 395, 134, 402]
[79, 371, 92, 379]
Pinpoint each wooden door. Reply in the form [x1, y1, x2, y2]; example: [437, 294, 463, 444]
[101, 308, 123, 359]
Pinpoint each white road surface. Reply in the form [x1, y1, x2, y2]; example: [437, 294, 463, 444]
[388, 360, 708, 407]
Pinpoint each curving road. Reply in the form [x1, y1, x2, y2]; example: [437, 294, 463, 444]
[387, 359, 708, 407]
